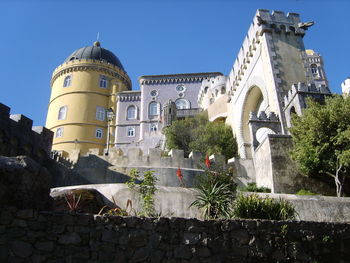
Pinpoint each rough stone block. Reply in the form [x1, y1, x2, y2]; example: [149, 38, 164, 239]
[0, 156, 52, 210]
[11, 240, 33, 258]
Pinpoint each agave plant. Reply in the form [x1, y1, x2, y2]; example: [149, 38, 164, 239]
[191, 182, 233, 220]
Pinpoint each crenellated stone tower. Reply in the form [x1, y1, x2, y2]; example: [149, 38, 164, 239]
[222, 9, 330, 158]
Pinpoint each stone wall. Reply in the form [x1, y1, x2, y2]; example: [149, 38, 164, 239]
[254, 134, 334, 195]
[53, 148, 215, 188]
[51, 184, 201, 219]
[1, 206, 350, 263]
[0, 103, 53, 164]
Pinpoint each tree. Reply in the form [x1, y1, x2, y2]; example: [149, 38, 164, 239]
[163, 114, 238, 160]
[289, 95, 350, 197]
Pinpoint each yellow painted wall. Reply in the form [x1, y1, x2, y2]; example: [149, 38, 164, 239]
[46, 59, 130, 156]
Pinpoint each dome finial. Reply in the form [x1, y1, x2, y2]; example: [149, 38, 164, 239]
[94, 32, 100, 47]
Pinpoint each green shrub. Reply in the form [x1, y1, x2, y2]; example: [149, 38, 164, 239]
[231, 194, 296, 220]
[238, 183, 271, 193]
[191, 164, 237, 220]
[126, 169, 158, 217]
[296, 189, 318, 196]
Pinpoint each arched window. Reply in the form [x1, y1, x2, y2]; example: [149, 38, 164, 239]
[58, 106, 67, 120]
[95, 128, 103, 138]
[150, 124, 157, 132]
[63, 75, 72, 87]
[99, 75, 108, 88]
[175, 99, 190, 109]
[56, 127, 64, 138]
[127, 127, 135, 137]
[311, 64, 319, 77]
[127, 105, 137, 120]
[149, 102, 158, 116]
[204, 87, 209, 94]
[96, 106, 105, 121]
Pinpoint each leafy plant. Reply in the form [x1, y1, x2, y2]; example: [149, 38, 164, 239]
[191, 164, 237, 219]
[281, 224, 288, 236]
[64, 193, 82, 212]
[191, 182, 233, 219]
[126, 169, 158, 217]
[296, 189, 319, 196]
[139, 171, 158, 216]
[231, 194, 296, 220]
[238, 183, 271, 193]
[98, 199, 136, 216]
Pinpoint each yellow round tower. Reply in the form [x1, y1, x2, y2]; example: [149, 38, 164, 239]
[46, 41, 131, 156]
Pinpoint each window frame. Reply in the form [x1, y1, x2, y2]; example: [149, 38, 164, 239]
[127, 127, 135, 137]
[99, 75, 108, 89]
[63, 75, 72, 87]
[149, 102, 159, 116]
[175, 99, 190, 109]
[310, 64, 319, 77]
[127, 105, 137, 120]
[56, 127, 64, 138]
[150, 124, 157, 132]
[95, 128, 103, 139]
[96, 106, 106, 121]
[58, 106, 67, 120]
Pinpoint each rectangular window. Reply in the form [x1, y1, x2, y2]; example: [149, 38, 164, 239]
[127, 127, 135, 137]
[96, 106, 105, 121]
[56, 127, 64, 138]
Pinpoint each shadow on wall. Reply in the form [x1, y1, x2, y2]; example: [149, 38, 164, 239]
[51, 149, 211, 188]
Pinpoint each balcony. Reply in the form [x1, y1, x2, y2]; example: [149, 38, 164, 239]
[176, 108, 202, 118]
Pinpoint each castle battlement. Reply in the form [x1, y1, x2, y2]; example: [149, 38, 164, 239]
[283, 82, 331, 108]
[226, 9, 311, 94]
[0, 102, 53, 163]
[249, 111, 279, 122]
[117, 91, 141, 102]
[139, 72, 222, 85]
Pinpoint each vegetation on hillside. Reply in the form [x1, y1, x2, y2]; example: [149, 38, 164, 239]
[289, 95, 350, 197]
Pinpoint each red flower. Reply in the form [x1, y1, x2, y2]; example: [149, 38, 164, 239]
[205, 154, 211, 168]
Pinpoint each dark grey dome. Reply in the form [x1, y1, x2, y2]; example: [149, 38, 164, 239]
[65, 41, 125, 71]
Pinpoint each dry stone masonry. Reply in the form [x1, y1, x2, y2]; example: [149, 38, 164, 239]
[1, 206, 350, 263]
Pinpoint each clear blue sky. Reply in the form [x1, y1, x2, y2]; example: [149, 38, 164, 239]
[1, 0, 349, 126]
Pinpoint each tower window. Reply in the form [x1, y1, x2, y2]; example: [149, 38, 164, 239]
[127, 105, 137, 120]
[99, 75, 108, 89]
[150, 124, 157, 132]
[311, 64, 319, 77]
[56, 127, 64, 138]
[149, 102, 158, 116]
[95, 128, 103, 138]
[58, 106, 67, 120]
[96, 106, 105, 121]
[127, 127, 135, 137]
[63, 75, 72, 87]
